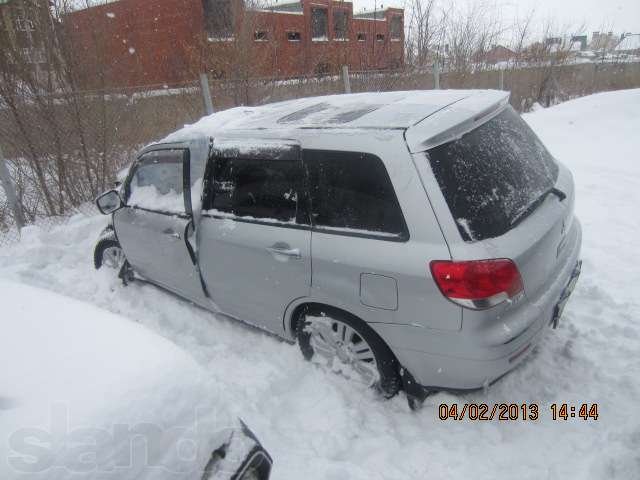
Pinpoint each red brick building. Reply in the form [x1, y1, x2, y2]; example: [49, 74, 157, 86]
[484, 45, 516, 65]
[65, 0, 404, 90]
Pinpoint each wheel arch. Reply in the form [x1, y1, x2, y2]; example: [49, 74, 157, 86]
[93, 234, 120, 270]
[284, 299, 399, 361]
[289, 299, 405, 398]
[284, 298, 366, 339]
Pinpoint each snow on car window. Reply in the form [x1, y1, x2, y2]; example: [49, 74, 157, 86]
[206, 157, 303, 223]
[427, 106, 559, 241]
[128, 150, 185, 214]
[129, 185, 184, 213]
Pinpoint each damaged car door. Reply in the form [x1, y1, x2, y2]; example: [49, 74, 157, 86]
[113, 146, 206, 303]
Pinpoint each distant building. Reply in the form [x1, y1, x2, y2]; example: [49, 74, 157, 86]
[541, 35, 589, 59]
[64, 0, 404, 90]
[590, 31, 617, 52]
[483, 45, 516, 65]
[0, 0, 49, 79]
[570, 35, 587, 51]
[616, 33, 640, 55]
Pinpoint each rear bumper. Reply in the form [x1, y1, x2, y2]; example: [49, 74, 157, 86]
[372, 222, 582, 392]
[399, 319, 550, 393]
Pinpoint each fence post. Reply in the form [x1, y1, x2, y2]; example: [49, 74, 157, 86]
[0, 145, 25, 232]
[199, 73, 214, 115]
[433, 59, 440, 89]
[342, 65, 351, 94]
[499, 68, 505, 90]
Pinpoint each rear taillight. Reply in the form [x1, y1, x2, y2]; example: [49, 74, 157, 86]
[429, 259, 524, 309]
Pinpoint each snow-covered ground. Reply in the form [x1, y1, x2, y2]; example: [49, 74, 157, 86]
[1, 89, 640, 479]
[0, 281, 234, 479]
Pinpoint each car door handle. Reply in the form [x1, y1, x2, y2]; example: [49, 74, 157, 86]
[162, 229, 181, 240]
[266, 246, 301, 259]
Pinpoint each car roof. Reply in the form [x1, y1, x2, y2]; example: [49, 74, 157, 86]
[160, 89, 511, 149]
[0, 280, 212, 408]
[0, 280, 232, 476]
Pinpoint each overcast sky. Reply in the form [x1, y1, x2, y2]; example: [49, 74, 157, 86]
[352, 0, 640, 35]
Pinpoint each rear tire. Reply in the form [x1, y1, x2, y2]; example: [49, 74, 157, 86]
[296, 307, 401, 398]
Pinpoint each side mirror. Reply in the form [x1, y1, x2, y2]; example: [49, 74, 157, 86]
[96, 190, 123, 215]
[203, 420, 273, 480]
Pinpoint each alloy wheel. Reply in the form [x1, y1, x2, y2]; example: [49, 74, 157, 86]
[305, 316, 380, 387]
[102, 246, 126, 270]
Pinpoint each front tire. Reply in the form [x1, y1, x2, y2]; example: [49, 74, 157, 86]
[94, 235, 135, 284]
[296, 308, 401, 398]
[94, 235, 125, 270]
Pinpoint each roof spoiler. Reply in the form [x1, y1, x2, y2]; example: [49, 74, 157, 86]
[405, 91, 511, 153]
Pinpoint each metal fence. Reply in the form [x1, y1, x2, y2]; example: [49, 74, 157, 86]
[2, 60, 640, 246]
[204, 61, 640, 112]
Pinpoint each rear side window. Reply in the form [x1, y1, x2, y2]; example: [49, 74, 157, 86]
[127, 149, 186, 214]
[304, 150, 408, 240]
[209, 157, 303, 223]
[427, 107, 559, 241]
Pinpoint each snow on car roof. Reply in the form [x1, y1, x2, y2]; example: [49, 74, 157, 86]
[0, 281, 231, 477]
[161, 90, 510, 144]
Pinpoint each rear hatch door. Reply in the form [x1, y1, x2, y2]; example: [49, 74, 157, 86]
[422, 106, 577, 303]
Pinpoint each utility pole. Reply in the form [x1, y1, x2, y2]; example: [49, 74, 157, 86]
[0, 145, 25, 231]
[342, 65, 351, 93]
[372, 2, 377, 62]
[199, 73, 215, 115]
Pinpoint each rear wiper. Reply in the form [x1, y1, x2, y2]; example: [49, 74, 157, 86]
[509, 186, 567, 226]
[549, 187, 566, 201]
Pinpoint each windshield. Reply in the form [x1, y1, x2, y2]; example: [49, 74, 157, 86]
[426, 106, 559, 241]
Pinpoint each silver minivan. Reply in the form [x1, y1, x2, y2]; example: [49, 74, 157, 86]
[95, 90, 582, 407]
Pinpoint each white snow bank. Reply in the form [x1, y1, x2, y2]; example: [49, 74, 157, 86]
[1, 89, 640, 479]
[0, 281, 231, 479]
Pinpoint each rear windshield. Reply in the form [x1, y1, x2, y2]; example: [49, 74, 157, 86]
[427, 106, 559, 241]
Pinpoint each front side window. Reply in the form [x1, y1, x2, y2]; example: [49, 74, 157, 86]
[304, 150, 408, 239]
[209, 158, 303, 223]
[311, 8, 328, 40]
[333, 10, 348, 40]
[127, 150, 186, 214]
